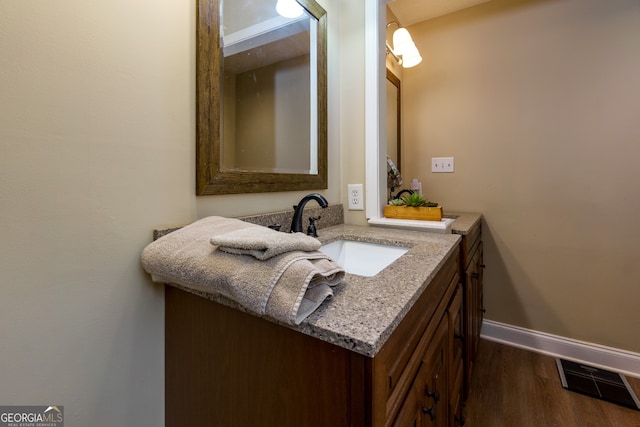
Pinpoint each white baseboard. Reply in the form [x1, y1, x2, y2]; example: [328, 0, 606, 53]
[481, 320, 640, 379]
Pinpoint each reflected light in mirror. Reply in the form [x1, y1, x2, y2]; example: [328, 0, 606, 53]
[276, 0, 304, 18]
[392, 28, 413, 56]
[400, 44, 422, 68]
[387, 21, 422, 68]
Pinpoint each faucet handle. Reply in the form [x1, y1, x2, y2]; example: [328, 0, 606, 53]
[307, 216, 320, 237]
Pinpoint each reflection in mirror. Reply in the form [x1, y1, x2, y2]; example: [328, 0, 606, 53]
[223, 4, 317, 174]
[386, 69, 402, 200]
[196, 0, 327, 195]
[386, 69, 401, 174]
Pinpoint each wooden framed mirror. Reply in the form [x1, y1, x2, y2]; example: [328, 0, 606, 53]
[196, 0, 328, 195]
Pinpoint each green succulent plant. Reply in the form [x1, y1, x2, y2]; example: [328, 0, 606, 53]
[389, 192, 439, 207]
[401, 192, 428, 207]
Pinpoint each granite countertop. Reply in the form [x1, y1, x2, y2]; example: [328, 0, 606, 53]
[160, 210, 481, 358]
[280, 224, 460, 357]
[449, 212, 483, 235]
[290, 213, 482, 355]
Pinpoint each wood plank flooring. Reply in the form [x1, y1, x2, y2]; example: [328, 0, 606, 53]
[464, 339, 640, 427]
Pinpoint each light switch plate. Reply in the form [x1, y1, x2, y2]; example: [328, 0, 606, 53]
[432, 157, 455, 173]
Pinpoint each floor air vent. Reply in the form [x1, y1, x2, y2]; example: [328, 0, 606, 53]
[556, 358, 640, 410]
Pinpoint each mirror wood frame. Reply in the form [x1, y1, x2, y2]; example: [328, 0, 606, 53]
[196, 0, 328, 195]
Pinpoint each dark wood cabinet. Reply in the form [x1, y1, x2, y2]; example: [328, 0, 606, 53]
[421, 315, 449, 427]
[459, 221, 484, 400]
[165, 286, 363, 426]
[448, 284, 465, 426]
[393, 284, 460, 427]
[165, 248, 462, 427]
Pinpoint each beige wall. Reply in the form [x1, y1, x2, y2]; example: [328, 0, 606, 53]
[0, 0, 348, 425]
[401, 0, 640, 352]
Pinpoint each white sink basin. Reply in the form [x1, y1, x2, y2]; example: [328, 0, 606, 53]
[319, 239, 408, 277]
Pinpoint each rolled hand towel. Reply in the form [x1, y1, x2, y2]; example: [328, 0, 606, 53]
[210, 219, 321, 260]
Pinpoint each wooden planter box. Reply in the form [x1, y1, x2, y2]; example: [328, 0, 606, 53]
[383, 205, 443, 221]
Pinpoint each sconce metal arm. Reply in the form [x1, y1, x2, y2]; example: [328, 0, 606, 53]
[386, 42, 402, 65]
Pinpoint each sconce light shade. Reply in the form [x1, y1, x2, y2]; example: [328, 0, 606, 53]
[392, 28, 413, 56]
[276, 0, 304, 18]
[387, 23, 423, 68]
[400, 44, 422, 68]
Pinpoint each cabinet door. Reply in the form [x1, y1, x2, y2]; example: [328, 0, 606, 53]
[421, 317, 449, 427]
[449, 284, 463, 376]
[468, 241, 484, 361]
[448, 284, 464, 426]
[393, 362, 428, 427]
[471, 241, 484, 355]
[464, 240, 484, 399]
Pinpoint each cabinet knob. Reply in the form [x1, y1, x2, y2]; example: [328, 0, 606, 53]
[455, 414, 466, 425]
[422, 406, 436, 420]
[472, 272, 480, 279]
[481, 308, 486, 314]
[481, 264, 486, 268]
[426, 389, 440, 403]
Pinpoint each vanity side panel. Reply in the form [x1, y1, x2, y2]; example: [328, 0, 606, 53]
[165, 286, 366, 427]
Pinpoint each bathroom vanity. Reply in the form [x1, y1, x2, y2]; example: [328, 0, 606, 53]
[163, 215, 483, 426]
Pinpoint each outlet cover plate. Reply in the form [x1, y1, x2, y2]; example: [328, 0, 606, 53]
[348, 184, 364, 210]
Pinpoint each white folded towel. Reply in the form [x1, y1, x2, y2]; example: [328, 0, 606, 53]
[210, 221, 321, 260]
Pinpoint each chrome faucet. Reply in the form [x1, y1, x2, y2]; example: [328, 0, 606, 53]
[290, 193, 328, 234]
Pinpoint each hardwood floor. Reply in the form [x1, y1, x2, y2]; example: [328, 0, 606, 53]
[464, 339, 640, 427]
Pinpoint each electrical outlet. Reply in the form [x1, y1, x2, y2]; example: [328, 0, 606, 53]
[431, 157, 455, 173]
[347, 184, 364, 210]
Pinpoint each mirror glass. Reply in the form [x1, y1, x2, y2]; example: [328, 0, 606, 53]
[196, 0, 327, 195]
[386, 69, 401, 173]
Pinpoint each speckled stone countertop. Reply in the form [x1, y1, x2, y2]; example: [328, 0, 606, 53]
[172, 223, 461, 358]
[297, 225, 460, 356]
[449, 212, 483, 235]
[157, 209, 480, 358]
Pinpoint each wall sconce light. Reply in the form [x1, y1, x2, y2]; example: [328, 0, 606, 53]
[386, 21, 422, 68]
[276, 0, 304, 18]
